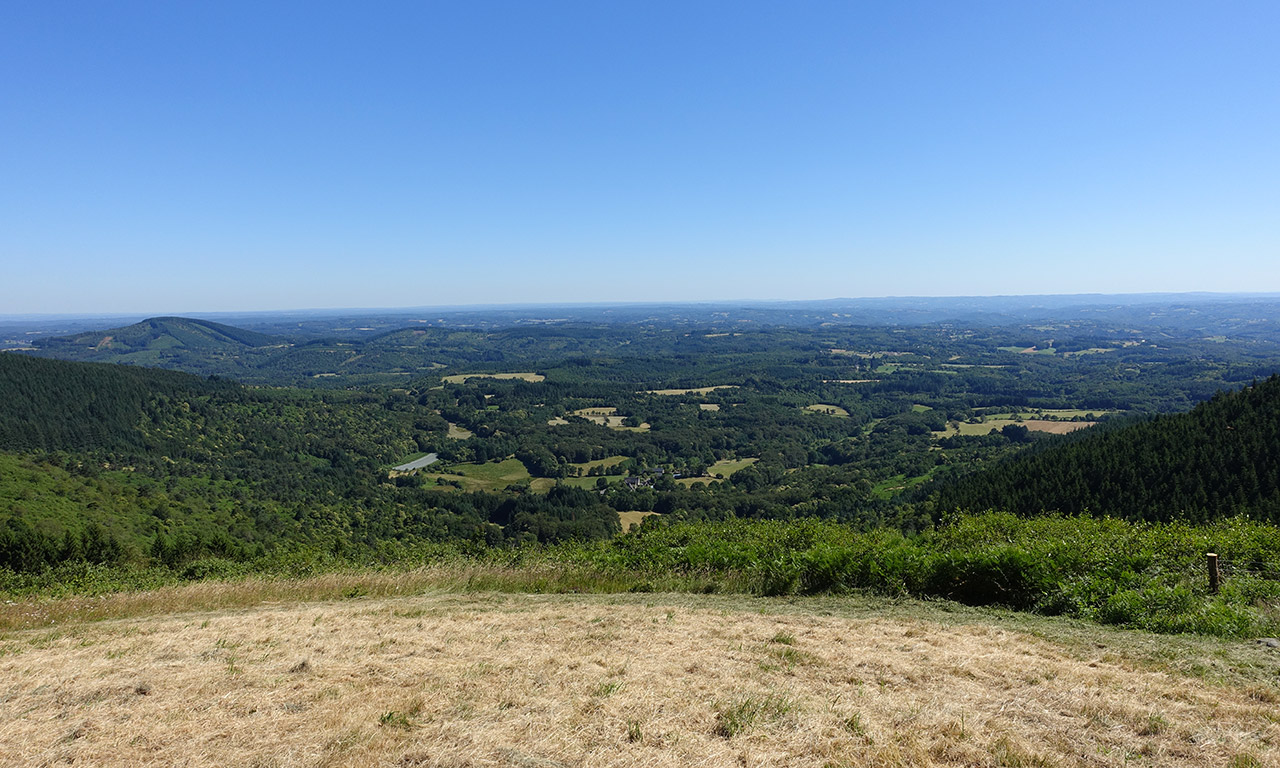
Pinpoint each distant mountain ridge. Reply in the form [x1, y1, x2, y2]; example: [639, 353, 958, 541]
[36, 316, 281, 354]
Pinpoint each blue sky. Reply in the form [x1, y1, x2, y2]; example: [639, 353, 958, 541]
[2, 1, 1278, 314]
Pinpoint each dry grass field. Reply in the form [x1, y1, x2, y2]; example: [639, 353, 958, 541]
[569, 408, 650, 432]
[1019, 419, 1097, 435]
[441, 373, 545, 384]
[936, 420, 1098, 438]
[3, 587, 1278, 768]
[804, 404, 851, 418]
[617, 510, 657, 531]
[644, 386, 737, 395]
[446, 422, 474, 440]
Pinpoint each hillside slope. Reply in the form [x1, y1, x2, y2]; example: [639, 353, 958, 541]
[930, 375, 1280, 521]
[37, 316, 280, 353]
[0, 355, 622, 571]
[0, 352, 225, 452]
[28, 316, 285, 377]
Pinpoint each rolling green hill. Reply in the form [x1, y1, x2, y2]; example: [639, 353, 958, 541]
[929, 375, 1280, 522]
[32, 316, 282, 363]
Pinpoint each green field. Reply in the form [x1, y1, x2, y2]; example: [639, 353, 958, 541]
[424, 455, 632, 493]
[422, 458, 531, 492]
[870, 469, 938, 499]
[574, 455, 628, 472]
[676, 457, 758, 485]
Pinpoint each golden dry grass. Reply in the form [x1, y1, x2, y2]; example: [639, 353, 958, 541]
[441, 373, 545, 384]
[1020, 419, 1096, 435]
[446, 423, 473, 439]
[804, 404, 850, 417]
[644, 386, 737, 395]
[4, 591, 1278, 767]
[617, 510, 657, 531]
[935, 420, 1097, 438]
[570, 408, 650, 431]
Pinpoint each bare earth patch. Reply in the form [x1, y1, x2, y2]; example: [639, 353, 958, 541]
[3, 592, 1275, 768]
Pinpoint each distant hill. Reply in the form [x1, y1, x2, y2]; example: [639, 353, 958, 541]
[929, 375, 1280, 522]
[35, 316, 281, 356]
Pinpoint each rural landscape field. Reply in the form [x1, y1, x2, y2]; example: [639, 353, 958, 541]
[4, 295, 1280, 766]
[6, 2, 1280, 765]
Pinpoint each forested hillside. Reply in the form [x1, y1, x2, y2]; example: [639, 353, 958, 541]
[8, 305, 1280, 582]
[930, 376, 1280, 521]
[37, 316, 280, 354]
[0, 355, 621, 573]
[0, 353, 224, 451]
[29, 317, 285, 378]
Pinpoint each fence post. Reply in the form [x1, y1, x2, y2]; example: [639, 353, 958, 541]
[1207, 552, 1220, 595]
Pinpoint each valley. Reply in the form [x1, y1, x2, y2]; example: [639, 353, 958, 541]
[4, 296, 1280, 766]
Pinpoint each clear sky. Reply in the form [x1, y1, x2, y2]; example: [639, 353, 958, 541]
[2, 1, 1278, 314]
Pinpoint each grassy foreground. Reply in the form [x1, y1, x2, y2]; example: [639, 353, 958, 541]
[2, 589, 1279, 767]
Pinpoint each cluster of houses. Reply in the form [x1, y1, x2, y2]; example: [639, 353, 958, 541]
[621, 466, 697, 489]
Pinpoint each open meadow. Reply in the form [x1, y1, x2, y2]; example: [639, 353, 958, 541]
[2, 585, 1278, 768]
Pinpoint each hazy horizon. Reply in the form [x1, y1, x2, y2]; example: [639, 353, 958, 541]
[5, 290, 1280, 325]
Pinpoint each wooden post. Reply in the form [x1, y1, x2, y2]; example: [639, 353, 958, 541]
[1207, 553, 1220, 595]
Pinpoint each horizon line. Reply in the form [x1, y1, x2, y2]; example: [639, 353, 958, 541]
[5, 290, 1280, 323]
